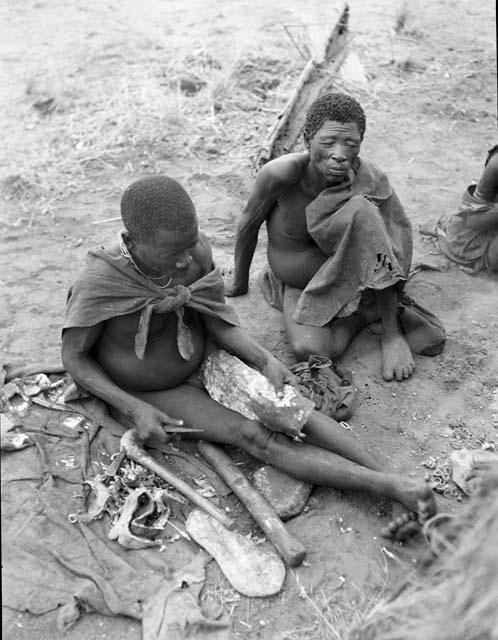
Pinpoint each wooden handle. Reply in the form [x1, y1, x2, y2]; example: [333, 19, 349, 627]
[198, 441, 306, 567]
[120, 430, 235, 530]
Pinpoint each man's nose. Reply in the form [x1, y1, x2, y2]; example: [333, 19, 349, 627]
[329, 144, 347, 162]
[175, 253, 192, 270]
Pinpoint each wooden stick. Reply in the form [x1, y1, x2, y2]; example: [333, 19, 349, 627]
[92, 216, 121, 225]
[198, 442, 306, 567]
[257, 2, 349, 167]
[120, 429, 235, 530]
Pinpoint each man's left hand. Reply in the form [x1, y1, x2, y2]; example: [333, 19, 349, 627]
[262, 356, 297, 396]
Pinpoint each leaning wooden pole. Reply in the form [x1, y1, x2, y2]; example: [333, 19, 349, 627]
[257, 2, 349, 167]
[198, 441, 307, 567]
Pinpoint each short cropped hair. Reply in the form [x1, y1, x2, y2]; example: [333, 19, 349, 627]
[303, 92, 366, 146]
[121, 176, 198, 241]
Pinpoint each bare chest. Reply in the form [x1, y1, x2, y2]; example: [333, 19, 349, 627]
[267, 183, 315, 246]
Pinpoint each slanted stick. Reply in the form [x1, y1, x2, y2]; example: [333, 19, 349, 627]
[198, 441, 306, 567]
[120, 429, 235, 530]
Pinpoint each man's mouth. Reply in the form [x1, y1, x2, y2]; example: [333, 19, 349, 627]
[327, 166, 347, 175]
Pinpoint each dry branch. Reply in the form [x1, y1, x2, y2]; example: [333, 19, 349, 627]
[257, 2, 349, 167]
[198, 441, 306, 567]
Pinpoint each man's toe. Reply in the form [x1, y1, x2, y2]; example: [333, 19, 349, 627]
[394, 366, 404, 381]
[383, 366, 394, 381]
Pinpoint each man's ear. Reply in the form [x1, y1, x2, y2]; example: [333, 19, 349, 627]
[122, 230, 135, 248]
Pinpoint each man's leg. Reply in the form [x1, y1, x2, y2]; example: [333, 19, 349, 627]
[376, 285, 415, 381]
[283, 285, 367, 362]
[486, 235, 498, 272]
[123, 385, 434, 518]
[304, 410, 384, 472]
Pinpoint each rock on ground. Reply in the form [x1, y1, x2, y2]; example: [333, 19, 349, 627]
[252, 465, 313, 521]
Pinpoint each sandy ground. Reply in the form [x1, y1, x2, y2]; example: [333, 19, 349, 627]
[1, 0, 497, 638]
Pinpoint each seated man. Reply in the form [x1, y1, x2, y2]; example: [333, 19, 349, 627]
[226, 92, 444, 381]
[434, 144, 498, 273]
[61, 175, 435, 538]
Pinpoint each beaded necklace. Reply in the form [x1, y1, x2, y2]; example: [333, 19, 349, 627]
[119, 234, 173, 289]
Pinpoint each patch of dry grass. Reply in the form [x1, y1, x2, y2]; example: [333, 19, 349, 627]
[280, 493, 498, 640]
[3, 0, 352, 223]
[362, 493, 498, 640]
[4, 1, 332, 223]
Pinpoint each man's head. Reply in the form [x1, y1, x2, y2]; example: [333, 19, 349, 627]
[121, 175, 198, 242]
[303, 93, 366, 147]
[121, 176, 199, 280]
[303, 93, 366, 186]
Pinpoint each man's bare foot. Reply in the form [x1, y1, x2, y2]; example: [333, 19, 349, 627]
[380, 511, 420, 542]
[381, 481, 437, 542]
[381, 330, 415, 381]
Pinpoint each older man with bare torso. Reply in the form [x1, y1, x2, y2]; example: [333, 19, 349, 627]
[226, 92, 444, 380]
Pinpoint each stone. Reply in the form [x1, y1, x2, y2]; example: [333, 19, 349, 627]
[185, 509, 285, 597]
[252, 465, 313, 521]
[202, 349, 314, 438]
[450, 448, 498, 495]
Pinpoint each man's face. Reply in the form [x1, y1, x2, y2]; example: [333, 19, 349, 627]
[131, 226, 199, 283]
[307, 120, 362, 186]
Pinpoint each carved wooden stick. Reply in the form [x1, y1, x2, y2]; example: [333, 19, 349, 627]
[120, 429, 235, 530]
[198, 442, 306, 567]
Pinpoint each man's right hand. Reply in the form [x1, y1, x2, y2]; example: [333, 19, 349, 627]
[131, 402, 184, 443]
[224, 279, 248, 297]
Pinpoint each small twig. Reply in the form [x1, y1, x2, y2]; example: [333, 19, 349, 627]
[282, 25, 310, 62]
[104, 449, 127, 478]
[92, 216, 121, 225]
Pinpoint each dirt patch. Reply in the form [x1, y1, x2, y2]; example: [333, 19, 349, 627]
[2, 0, 497, 638]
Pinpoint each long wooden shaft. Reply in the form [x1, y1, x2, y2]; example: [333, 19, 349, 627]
[120, 430, 235, 530]
[198, 442, 306, 567]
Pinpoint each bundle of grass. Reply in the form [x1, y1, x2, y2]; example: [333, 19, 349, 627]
[359, 491, 498, 640]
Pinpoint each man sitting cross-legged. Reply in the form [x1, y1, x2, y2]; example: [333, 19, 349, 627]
[432, 144, 498, 273]
[226, 92, 445, 381]
[61, 175, 435, 539]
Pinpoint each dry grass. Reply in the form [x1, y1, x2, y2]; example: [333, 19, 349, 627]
[274, 550, 400, 640]
[2, 3, 307, 222]
[394, 2, 411, 34]
[2, 0, 353, 223]
[350, 493, 498, 640]
[278, 491, 498, 640]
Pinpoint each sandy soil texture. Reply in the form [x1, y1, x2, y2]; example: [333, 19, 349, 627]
[1, 0, 497, 638]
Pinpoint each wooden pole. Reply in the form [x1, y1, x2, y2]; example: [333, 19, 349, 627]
[257, 2, 349, 167]
[198, 441, 306, 567]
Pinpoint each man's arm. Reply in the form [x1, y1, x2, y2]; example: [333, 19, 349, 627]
[469, 154, 498, 232]
[61, 325, 182, 442]
[203, 316, 296, 393]
[226, 155, 307, 297]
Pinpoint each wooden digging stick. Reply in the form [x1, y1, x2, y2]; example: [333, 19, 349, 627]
[198, 442, 306, 567]
[120, 429, 235, 530]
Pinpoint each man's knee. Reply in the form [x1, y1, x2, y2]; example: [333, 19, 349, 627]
[290, 333, 344, 362]
[349, 196, 382, 226]
[486, 236, 498, 272]
[238, 419, 277, 461]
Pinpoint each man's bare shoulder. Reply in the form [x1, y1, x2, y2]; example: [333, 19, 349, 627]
[196, 230, 215, 273]
[257, 152, 309, 190]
